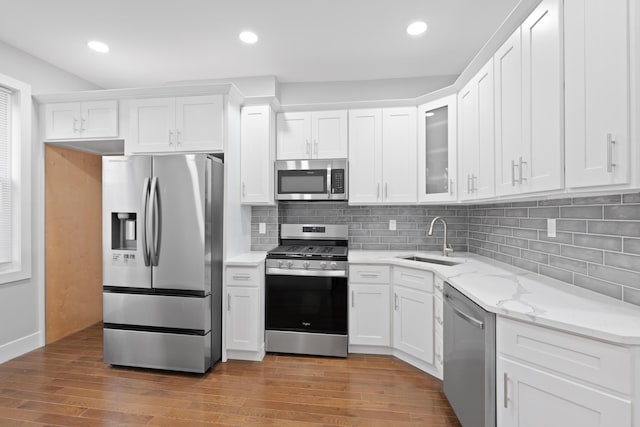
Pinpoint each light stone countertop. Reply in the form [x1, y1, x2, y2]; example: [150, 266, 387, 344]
[351, 250, 640, 346]
[225, 249, 640, 345]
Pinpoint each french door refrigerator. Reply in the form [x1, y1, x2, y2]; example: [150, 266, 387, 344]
[102, 154, 223, 373]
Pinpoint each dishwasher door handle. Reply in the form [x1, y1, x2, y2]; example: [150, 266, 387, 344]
[445, 293, 485, 329]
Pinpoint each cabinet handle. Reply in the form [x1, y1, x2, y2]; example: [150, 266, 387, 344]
[467, 174, 471, 194]
[169, 130, 174, 145]
[351, 290, 355, 307]
[394, 293, 399, 311]
[176, 129, 182, 145]
[314, 140, 318, 155]
[227, 293, 231, 311]
[73, 118, 79, 133]
[232, 274, 251, 280]
[242, 182, 246, 198]
[306, 139, 310, 155]
[511, 160, 517, 186]
[518, 157, 527, 184]
[504, 372, 509, 408]
[80, 118, 86, 131]
[473, 174, 478, 193]
[607, 133, 616, 173]
[360, 273, 380, 278]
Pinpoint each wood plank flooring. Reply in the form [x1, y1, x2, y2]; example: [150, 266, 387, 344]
[0, 324, 461, 426]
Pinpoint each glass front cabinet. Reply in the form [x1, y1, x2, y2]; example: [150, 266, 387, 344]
[417, 95, 457, 202]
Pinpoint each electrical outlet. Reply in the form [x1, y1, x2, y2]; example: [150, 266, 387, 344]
[259, 222, 266, 234]
[547, 218, 556, 237]
[389, 220, 397, 231]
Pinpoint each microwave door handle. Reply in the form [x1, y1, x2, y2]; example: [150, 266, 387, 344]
[327, 166, 332, 199]
[141, 177, 151, 267]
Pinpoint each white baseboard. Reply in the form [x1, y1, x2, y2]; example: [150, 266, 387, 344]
[0, 332, 42, 364]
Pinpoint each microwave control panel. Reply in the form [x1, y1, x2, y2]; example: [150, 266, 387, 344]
[332, 169, 345, 194]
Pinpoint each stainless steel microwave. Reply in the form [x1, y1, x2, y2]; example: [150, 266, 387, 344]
[275, 159, 348, 201]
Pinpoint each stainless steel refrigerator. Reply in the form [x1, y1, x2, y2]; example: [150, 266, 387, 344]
[102, 154, 223, 373]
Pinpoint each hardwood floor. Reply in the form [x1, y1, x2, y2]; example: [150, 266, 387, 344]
[0, 324, 461, 426]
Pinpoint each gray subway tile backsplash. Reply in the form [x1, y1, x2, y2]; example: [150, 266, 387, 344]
[251, 192, 640, 307]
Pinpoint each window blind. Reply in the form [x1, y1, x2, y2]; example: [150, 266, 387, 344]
[0, 87, 11, 263]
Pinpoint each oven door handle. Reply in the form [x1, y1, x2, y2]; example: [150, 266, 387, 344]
[266, 268, 347, 278]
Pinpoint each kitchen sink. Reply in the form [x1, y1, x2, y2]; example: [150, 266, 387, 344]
[400, 256, 461, 266]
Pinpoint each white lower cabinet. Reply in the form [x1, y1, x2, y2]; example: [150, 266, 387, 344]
[497, 317, 633, 427]
[349, 283, 391, 346]
[393, 285, 434, 364]
[225, 264, 264, 361]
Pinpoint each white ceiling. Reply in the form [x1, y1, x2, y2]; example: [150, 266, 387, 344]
[0, 0, 519, 89]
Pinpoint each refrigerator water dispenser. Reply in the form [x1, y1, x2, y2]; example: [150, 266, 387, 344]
[111, 212, 137, 250]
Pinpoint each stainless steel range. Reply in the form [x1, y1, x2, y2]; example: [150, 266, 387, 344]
[265, 224, 348, 357]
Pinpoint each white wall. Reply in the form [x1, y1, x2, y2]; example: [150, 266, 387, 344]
[0, 40, 99, 363]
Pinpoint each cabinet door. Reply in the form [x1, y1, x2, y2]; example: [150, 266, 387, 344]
[393, 286, 433, 363]
[494, 29, 523, 196]
[349, 283, 390, 346]
[226, 287, 259, 351]
[522, 0, 563, 193]
[128, 97, 175, 153]
[44, 102, 81, 139]
[475, 59, 496, 199]
[458, 77, 479, 200]
[382, 107, 417, 203]
[418, 95, 457, 202]
[240, 105, 275, 205]
[312, 110, 348, 158]
[565, 0, 629, 188]
[175, 95, 223, 152]
[80, 100, 118, 139]
[276, 112, 311, 159]
[348, 109, 383, 204]
[497, 358, 631, 427]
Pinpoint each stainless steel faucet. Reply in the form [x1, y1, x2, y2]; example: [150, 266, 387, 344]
[428, 216, 454, 257]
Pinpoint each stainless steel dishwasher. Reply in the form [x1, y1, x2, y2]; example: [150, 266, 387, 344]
[443, 282, 496, 427]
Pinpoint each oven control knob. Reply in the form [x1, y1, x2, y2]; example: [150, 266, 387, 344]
[303, 261, 310, 269]
[320, 262, 327, 269]
[286, 260, 293, 268]
[330, 262, 337, 269]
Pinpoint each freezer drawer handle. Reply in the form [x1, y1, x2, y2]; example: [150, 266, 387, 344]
[444, 292, 485, 329]
[141, 177, 151, 266]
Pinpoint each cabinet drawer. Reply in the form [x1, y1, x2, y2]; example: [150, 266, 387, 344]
[393, 266, 433, 292]
[349, 265, 390, 284]
[498, 317, 632, 394]
[226, 266, 261, 287]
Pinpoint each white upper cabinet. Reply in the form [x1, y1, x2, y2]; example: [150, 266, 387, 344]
[128, 95, 223, 154]
[276, 110, 347, 160]
[44, 100, 118, 140]
[417, 95, 457, 202]
[240, 105, 275, 205]
[494, 28, 524, 196]
[349, 107, 417, 204]
[459, 59, 495, 200]
[521, 0, 563, 193]
[495, 0, 562, 196]
[565, 0, 630, 188]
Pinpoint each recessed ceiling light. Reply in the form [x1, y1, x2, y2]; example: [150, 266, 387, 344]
[406, 21, 428, 36]
[239, 31, 258, 44]
[88, 40, 109, 53]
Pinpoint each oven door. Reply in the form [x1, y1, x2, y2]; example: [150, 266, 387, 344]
[265, 274, 348, 335]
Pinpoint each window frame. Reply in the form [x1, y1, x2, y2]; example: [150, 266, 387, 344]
[0, 72, 31, 284]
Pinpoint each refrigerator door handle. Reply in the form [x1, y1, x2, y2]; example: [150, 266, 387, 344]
[141, 177, 151, 266]
[148, 176, 162, 266]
